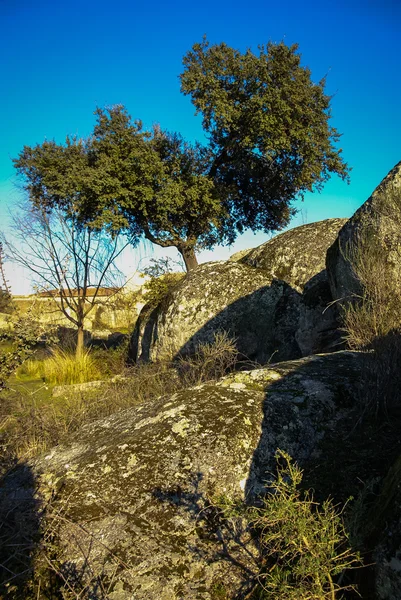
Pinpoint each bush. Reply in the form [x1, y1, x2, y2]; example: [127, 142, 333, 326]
[218, 450, 361, 600]
[141, 257, 186, 307]
[0, 312, 58, 389]
[177, 331, 238, 385]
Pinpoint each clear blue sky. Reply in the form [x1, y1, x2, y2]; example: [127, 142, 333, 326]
[1, 0, 400, 292]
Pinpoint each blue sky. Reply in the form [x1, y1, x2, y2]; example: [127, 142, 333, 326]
[1, 0, 400, 292]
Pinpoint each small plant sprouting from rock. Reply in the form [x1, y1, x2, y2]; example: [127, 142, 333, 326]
[217, 450, 361, 600]
[141, 257, 186, 307]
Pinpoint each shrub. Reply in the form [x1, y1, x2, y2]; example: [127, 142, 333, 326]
[218, 450, 360, 600]
[142, 271, 185, 307]
[0, 311, 58, 389]
[141, 257, 186, 307]
[177, 331, 238, 385]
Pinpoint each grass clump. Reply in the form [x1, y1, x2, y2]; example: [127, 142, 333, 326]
[18, 348, 102, 385]
[177, 330, 238, 385]
[341, 225, 401, 350]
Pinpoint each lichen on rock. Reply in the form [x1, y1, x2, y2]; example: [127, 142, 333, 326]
[239, 218, 347, 291]
[327, 161, 401, 301]
[1, 351, 364, 599]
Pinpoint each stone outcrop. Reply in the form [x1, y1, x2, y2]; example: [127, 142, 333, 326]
[295, 270, 343, 355]
[131, 219, 347, 365]
[130, 261, 302, 364]
[2, 351, 363, 599]
[239, 218, 347, 291]
[326, 161, 401, 301]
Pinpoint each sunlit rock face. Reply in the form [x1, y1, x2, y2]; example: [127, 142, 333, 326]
[2, 352, 362, 599]
[131, 219, 347, 365]
[130, 260, 302, 365]
[238, 218, 347, 292]
[327, 161, 401, 301]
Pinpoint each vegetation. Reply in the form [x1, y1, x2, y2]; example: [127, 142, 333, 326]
[0, 333, 238, 475]
[217, 450, 360, 599]
[341, 186, 401, 417]
[342, 226, 399, 349]
[3, 203, 129, 357]
[252, 451, 360, 599]
[13, 39, 348, 271]
[141, 257, 186, 306]
[177, 330, 239, 385]
[18, 348, 103, 386]
[3, 35, 399, 600]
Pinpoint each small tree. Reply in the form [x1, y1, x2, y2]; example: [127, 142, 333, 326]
[3, 203, 129, 357]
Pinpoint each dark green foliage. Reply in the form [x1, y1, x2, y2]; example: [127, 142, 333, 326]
[14, 40, 349, 271]
[0, 290, 13, 314]
[181, 38, 349, 232]
[0, 313, 58, 389]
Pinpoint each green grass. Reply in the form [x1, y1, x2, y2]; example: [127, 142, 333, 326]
[1, 333, 239, 472]
[17, 349, 103, 385]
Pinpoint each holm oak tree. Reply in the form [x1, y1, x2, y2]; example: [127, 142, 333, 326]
[14, 39, 349, 271]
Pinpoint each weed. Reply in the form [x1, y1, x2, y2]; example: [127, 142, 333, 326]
[217, 450, 361, 600]
[177, 331, 239, 385]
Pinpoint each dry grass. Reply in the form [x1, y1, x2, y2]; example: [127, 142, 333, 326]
[341, 186, 401, 418]
[0, 331, 241, 597]
[177, 331, 239, 386]
[341, 229, 401, 350]
[1, 332, 240, 475]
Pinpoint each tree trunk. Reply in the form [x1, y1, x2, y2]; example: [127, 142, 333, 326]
[76, 325, 85, 358]
[179, 246, 199, 272]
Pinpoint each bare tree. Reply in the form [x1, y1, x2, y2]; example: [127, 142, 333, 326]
[3, 202, 130, 357]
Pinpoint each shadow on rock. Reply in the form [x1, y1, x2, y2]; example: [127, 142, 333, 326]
[0, 462, 44, 598]
[130, 264, 342, 368]
[152, 471, 259, 599]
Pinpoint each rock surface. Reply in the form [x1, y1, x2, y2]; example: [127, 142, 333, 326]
[130, 261, 302, 364]
[131, 219, 345, 364]
[2, 351, 363, 599]
[326, 161, 401, 300]
[239, 218, 347, 291]
[295, 271, 343, 355]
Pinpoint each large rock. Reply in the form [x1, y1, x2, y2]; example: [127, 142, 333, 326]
[131, 219, 348, 366]
[1, 351, 363, 599]
[238, 218, 347, 292]
[130, 261, 302, 364]
[327, 161, 401, 300]
[295, 270, 343, 355]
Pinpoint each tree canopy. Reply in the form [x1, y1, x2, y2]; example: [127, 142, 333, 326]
[14, 38, 349, 271]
